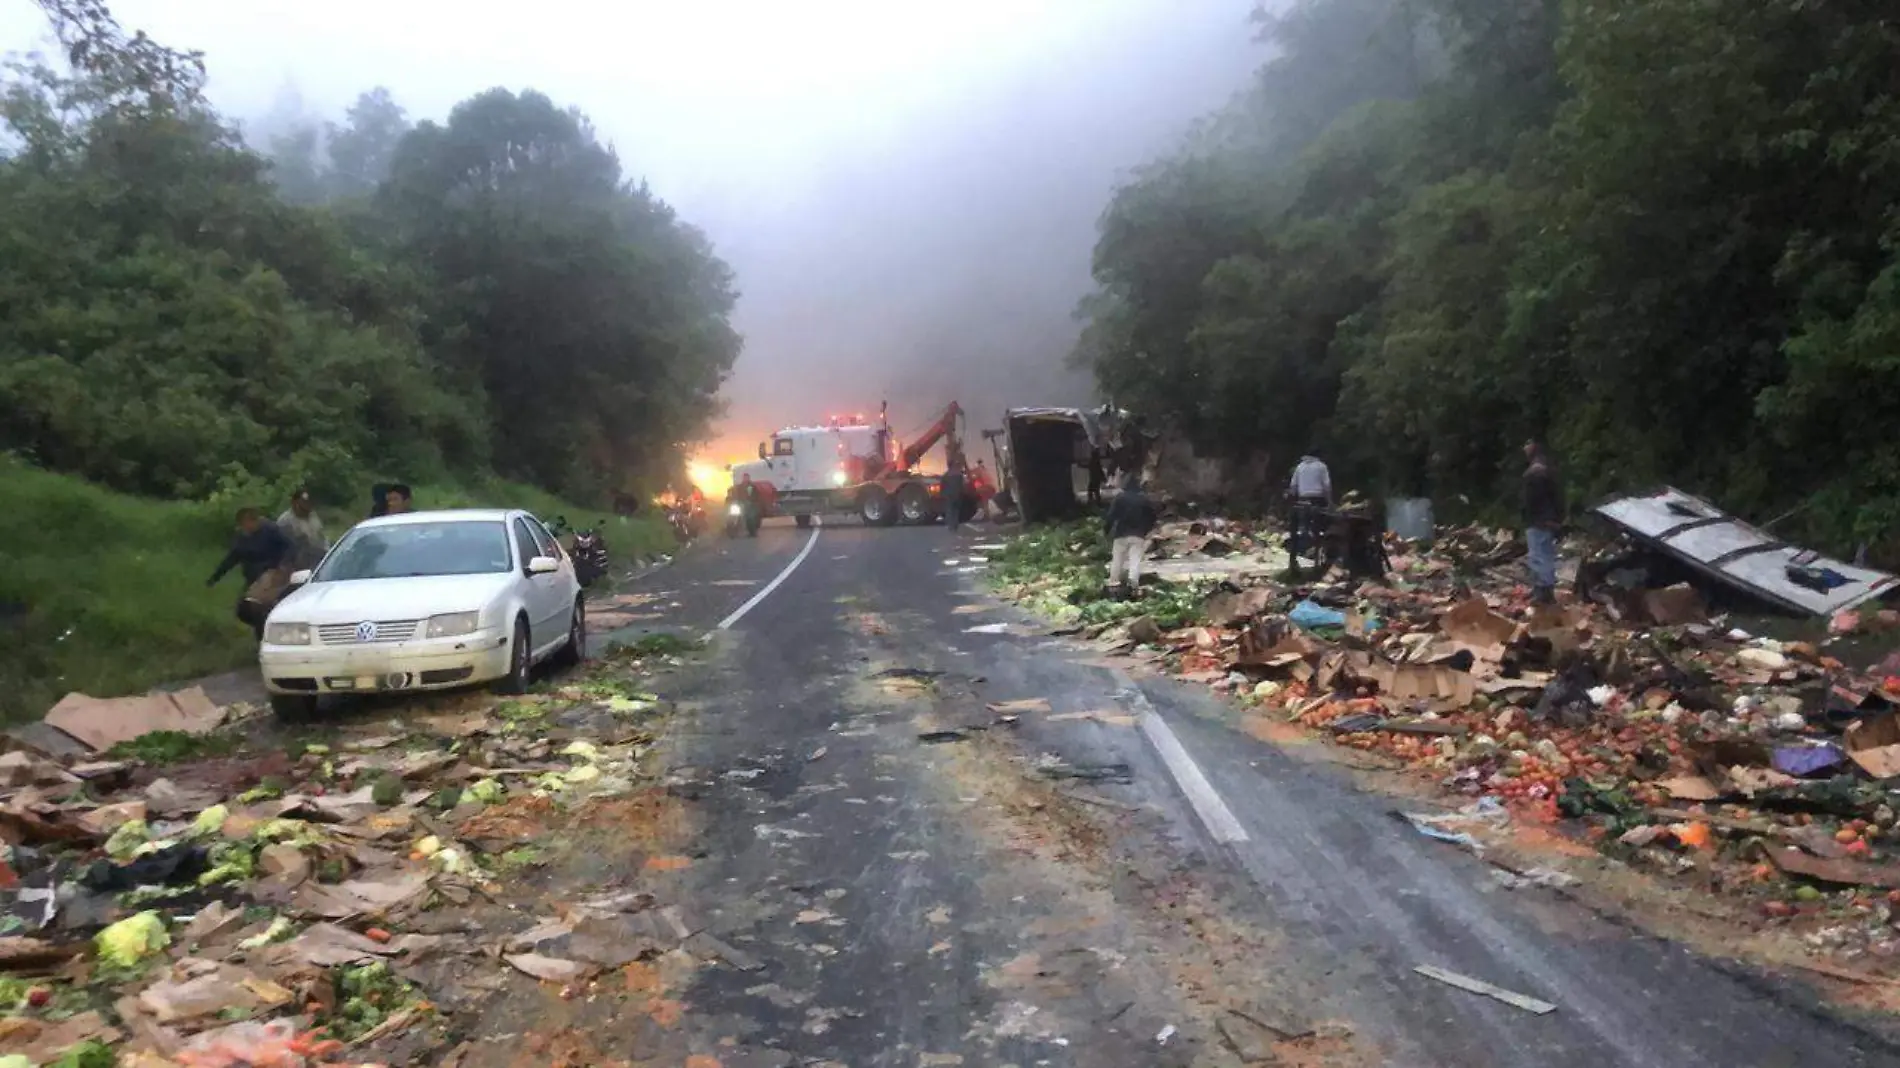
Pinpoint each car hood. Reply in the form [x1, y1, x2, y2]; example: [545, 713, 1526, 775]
[275, 573, 514, 624]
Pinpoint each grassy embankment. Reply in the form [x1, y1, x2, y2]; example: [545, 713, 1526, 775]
[0, 459, 675, 724]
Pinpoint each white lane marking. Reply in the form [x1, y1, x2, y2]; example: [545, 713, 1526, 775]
[717, 517, 822, 630]
[1117, 678, 1249, 844]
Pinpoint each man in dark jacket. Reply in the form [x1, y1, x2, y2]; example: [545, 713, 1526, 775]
[207, 508, 294, 639]
[1522, 440, 1564, 604]
[1103, 474, 1159, 594]
[942, 454, 967, 533]
[730, 474, 761, 536]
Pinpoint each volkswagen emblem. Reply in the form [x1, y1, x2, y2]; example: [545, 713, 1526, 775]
[355, 620, 377, 643]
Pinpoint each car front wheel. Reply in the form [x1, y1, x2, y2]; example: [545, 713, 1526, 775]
[493, 617, 532, 695]
[552, 598, 585, 669]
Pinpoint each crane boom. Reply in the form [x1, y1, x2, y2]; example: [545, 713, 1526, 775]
[899, 401, 963, 472]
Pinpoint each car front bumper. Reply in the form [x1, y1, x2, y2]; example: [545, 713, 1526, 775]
[260, 629, 512, 696]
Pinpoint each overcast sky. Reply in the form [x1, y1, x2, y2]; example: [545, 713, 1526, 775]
[1, 0, 1261, 461]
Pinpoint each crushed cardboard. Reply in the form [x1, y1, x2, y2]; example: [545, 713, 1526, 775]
[43, 686, 224, 752]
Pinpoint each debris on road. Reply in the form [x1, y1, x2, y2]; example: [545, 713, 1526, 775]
[1413, 964, 1557, 1015]
[1593, 488, 1898, 618]
[1033, 755, 1134, 784]
[39, 687, 227, 753]
[0, 639, 693, 1065]
[991, 511, 1900, 979]
[918, 729, 979, 744]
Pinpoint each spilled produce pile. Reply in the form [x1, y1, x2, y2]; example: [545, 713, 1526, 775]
[995, 518, 1900, 976]
[0, 638, 699, 1066]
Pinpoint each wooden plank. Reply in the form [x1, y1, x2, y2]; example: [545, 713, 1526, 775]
[1414, 965, 1557, 1015]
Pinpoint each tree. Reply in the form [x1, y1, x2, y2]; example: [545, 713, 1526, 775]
[377, 89, 738, 497]
[1, 2, 738, 506]
[325, 88, 408, 200]
[1075, 0, 1900, 552]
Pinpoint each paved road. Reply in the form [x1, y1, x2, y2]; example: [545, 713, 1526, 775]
[606, 517, 1898, 1067]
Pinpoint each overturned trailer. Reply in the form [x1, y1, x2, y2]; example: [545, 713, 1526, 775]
[1592, 486, 1899, 617]
[1001, 406, 1145, 524]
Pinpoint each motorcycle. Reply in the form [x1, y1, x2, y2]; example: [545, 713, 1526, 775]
[571, 523, 610, 587]
[668, 504, 695, 545]
[723, 501, 746, 538]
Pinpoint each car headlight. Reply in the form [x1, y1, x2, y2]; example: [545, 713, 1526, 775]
[830, 469, 848, 486]
[425, 612, 481, 638]
[263, 621, 311, 645]
[728, 503, 744, 516]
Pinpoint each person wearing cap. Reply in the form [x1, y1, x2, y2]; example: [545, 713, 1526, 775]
[277, 487, 328, 572]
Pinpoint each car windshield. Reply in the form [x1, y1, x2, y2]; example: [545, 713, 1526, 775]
[314, 521, 512, 581]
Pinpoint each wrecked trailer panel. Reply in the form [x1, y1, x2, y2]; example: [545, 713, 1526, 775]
[1003, 406, 1128, 524]
[1592, 486, 1899, 617]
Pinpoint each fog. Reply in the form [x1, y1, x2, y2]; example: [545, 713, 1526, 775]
[1, 0, 1261, 461]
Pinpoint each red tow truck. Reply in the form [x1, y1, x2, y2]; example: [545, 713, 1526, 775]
[729, 403, 985, 527]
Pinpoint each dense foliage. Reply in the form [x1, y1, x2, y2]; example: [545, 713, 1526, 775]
[1080, 0, 1900, 552]
[0, 2, 737, 505]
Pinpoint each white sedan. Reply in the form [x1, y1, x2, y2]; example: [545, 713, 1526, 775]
[258, 508, 586, 717]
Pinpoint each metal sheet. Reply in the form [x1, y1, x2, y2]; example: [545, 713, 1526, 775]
[1592, 487, 1898, 617]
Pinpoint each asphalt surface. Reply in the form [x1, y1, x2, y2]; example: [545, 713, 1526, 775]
[601, 517, 1900, 1067]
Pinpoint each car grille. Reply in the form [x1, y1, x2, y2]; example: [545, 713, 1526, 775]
[317, 619, 421, 645]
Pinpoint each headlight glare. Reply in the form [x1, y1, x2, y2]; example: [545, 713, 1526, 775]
[263, 621, 311, 645]
[426, 611, 480, 638]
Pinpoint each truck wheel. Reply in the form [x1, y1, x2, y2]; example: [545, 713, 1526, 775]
[859, 487, 894, 526]
[794, 513, 811, 529]
[896, 483, 930, 525]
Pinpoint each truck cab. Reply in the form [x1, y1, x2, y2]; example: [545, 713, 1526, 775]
[736, 422, 885, 494]
[730, 419, 896, 522]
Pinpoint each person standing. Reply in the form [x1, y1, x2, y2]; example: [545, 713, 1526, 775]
[276, 487, 328, 572]
[942, 454, 967, 533]
[206, 508, 294, 640]
[1103, 474, 1158, 595]
[1522, 440, 1564, 605]
[1085, 448, 1106, 506]
[383, 484, 413, 515]
[1287, 451, 1333, 564]
[735, 474, 761, 536]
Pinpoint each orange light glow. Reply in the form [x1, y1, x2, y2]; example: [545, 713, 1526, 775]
[686, 459, 733, 498]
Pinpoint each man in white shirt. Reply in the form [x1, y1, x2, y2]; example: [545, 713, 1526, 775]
[277, 487, 328, 572]
[1287, 453, 1333, 567]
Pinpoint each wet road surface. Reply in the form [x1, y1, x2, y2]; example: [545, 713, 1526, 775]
[594, 517, 1899, 1067]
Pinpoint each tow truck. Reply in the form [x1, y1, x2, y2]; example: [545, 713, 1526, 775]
[730, 403, 977, 527]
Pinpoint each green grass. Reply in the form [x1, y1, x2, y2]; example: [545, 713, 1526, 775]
[0, 458, 673, 725]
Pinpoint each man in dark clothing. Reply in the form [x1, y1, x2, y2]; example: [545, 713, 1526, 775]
[731, 474, 761, 536]
[1085, 449, 1106, 506]
[1522, 440, 1564, 605]
[207, 508, 294, 640]
[383, 484, 413, 515]
[942, 455, 966, 533]
[1103, 474, 1159, 594]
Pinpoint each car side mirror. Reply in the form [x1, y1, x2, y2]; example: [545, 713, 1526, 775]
[526, 556, 560, 575]
[288, 569, 313, 588]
